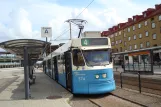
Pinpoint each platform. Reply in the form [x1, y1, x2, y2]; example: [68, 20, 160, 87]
[1, 67, 161, 107]
[0, 67, 72, 107]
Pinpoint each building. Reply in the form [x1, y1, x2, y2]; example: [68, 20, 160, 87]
[82, 31, 101, 37]
[102, 4, 161, 53]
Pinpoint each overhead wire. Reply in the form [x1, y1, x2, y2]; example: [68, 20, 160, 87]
[52, 0, 95, 41]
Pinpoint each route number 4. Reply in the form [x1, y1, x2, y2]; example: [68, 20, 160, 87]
[83, 39, 89, 46]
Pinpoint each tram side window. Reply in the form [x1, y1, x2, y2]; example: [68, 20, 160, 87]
[57, 55, 61, 64]
[73, 49, 85, 66]
[61, 54, 65, 64]
[48, 60, 51, 69]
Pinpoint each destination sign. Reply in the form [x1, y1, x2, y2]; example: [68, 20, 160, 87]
[81, 38, 108, 46]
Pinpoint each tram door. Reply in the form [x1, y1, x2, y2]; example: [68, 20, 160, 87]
[54, 56, 58, 81]
[65, 52, 72, 91]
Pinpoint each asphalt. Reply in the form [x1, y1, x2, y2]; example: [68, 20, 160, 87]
[111, 87, 161, 107]
[0, 67, 72, 107]
[0, 67, 161, 107]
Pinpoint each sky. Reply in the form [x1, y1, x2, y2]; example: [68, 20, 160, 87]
[0, 0, 161, 51]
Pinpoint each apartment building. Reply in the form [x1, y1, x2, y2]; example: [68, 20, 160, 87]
[102, 4, 161, 53]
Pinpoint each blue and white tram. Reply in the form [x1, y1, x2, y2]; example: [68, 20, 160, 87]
[43, 37, 116, 94]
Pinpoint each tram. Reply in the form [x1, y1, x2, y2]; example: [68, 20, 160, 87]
[43, 37, 115, 94]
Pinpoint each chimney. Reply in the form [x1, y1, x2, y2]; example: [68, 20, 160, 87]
[147, 8, 155, 12]
[155, 4, 161, 10]
[128, 18, 133, 22]
[132, 16, 137, 21]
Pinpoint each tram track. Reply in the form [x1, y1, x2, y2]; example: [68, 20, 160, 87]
[88, 93, 143, 107]
[70, 93, 143, 107]
[110, 93, 146, 107]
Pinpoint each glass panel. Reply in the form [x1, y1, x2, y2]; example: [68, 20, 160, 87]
[83, 49, 110, 66]
[124, 55, 129, 71]
[152, 23, 155, 28]
[145, 21, 147, 26]
[73, 49, 85, 66]
[146, 31, 148, 36]
[133, 56, 139, 71]
[159, 15, 161, 21]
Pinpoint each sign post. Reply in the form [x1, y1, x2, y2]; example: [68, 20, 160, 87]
[41, 27, 52, 38]
[41, 27, 52, 57]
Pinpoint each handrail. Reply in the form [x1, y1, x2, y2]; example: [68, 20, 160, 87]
[119, 71, 141, 93]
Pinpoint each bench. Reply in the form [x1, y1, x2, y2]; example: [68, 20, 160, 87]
[32, 75, 36, 84]
[29, 75, 36, 85]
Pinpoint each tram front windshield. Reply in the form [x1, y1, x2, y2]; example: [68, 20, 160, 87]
[83, 49, 110, 66]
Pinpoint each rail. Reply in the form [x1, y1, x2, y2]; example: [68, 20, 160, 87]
[119, 71, 141, 93]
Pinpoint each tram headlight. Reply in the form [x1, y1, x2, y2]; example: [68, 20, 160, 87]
[95, 75, 99, 79]
[102, 73, 107, 78]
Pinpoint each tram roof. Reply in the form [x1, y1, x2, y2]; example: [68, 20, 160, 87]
[113, 46, 161, 55]
[0, 39, 51, 60]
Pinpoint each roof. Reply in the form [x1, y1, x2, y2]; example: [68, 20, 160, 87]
[102, 4, 161, 36]
[0, 39, 51, 60]
[0, 52, 10, 54]
[112, 46, 161, 55]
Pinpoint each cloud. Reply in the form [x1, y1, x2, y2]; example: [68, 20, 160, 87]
[97, 0, 151, 22]
[0, 0, 159, 45]
[10, 8, 32, 38]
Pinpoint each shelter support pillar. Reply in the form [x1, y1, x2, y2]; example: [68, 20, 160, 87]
[24, 46, 30, 99]
[150, 50, 154, 75]
[123, 54, 125, 72]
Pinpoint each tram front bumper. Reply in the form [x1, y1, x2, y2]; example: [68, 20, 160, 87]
[72, 80, 115, 94]
[88, 80, 116, 94]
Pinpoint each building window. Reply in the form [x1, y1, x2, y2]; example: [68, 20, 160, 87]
[116, 41, 118, 45]
[134, 44, 137, 49]
[152, 22, 156, 28]
[144, 13, 146, 17]
[138, 23, 141, 28]
[139, 34, 142, 38]
[115, 33, 117, 36]
[133, 35, 136, 40]
[119, 40, 122, 43]
[129, 46, 132, 50]
[146, 41, 150, 47]
[128, 28, 130, 32]
[145, 21, 147, 26]
[119, 31, 121, 35]
[140, 43, 143, 49]
[134, 18, 136, 22]
[133, 26, 135, 31]
[128, 37, 131, 41]
[112, 42, 115, 46]
[159, 15, 161, 21]
[145, 31, 148, 37]
[153, 33, 156, 40]
[111, 34, 114, 38]
[124, 33, 126, 37]
[124, 42, 126, 46]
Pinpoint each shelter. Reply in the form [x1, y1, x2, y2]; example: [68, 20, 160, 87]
[112, 46, 161, 74]
[0, 39, 50, 99]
